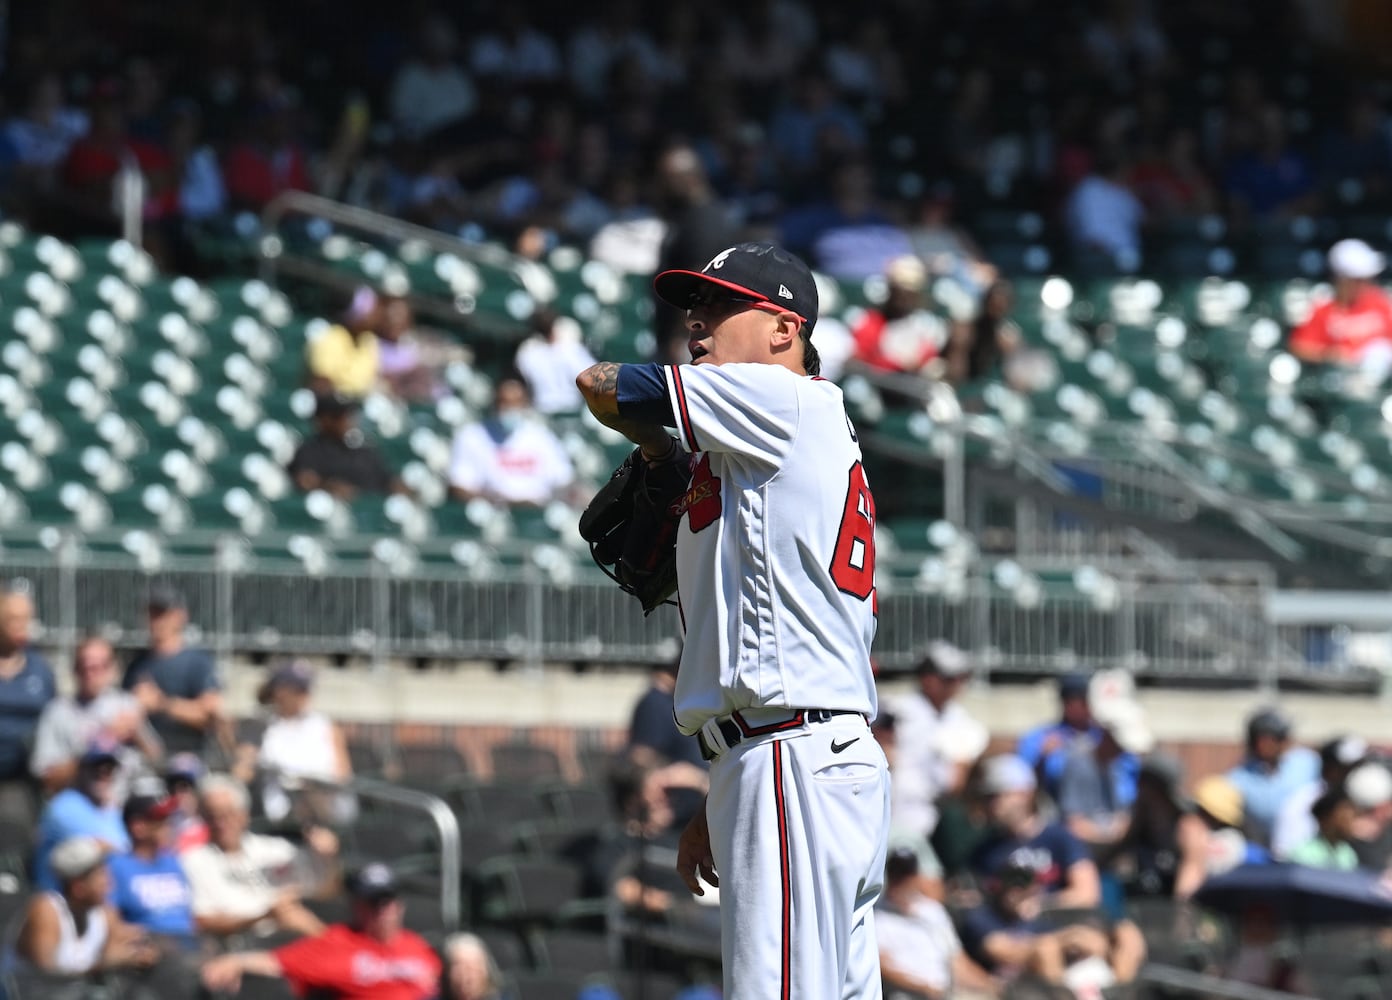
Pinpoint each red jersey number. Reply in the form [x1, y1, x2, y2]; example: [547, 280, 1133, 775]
[831, 461, 876, 604]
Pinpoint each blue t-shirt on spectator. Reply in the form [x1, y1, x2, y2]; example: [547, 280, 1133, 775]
[108, 849, 196, 938]
[970, 821, 1090, 895]
[34, 788, 131, 890]
[122, 646, 220, 755]
[1227, 748, 1320, 845]
[1017, 722, 1140, 805]
[0, 648, 56, 780]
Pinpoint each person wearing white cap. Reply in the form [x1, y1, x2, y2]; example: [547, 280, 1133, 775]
[1270, 735, 1368, 860]
[1347, 760, 1392, 868]
[1290, 238, 1392, 377]
[969, 754, 1102, 910]
[13, 835, 158, 988]
[889, 641, 985, 840]
[1057, 699, 1155, 850]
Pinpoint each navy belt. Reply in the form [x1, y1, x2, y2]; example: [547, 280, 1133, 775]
[697, 709, 863, 761]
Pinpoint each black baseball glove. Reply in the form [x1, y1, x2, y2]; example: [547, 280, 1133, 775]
[579, 443, 693, 615]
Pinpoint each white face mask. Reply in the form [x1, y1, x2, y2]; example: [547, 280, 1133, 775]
[496, 410, 526, 435]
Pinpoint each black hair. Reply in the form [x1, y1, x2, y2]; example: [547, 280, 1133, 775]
[801, 330, 821, 377]
[1312, 785, 1352, 822]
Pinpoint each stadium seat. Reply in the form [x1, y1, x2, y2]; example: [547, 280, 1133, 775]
[452, 782, 550, 827]
[475, 857, 585, 926]
[490, 743, 563, 783]
[395, 742, 471, 792]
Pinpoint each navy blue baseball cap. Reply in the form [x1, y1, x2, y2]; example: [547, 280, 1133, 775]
[654, 242, 819, 334]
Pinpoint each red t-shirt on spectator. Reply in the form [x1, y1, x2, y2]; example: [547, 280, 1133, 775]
[1289, 286, 1392, 364]
[62, 138, 178, 219]
[273, 924, 441, 1000]
[224, 143, 310, 209]
[852, 309, 940, 373]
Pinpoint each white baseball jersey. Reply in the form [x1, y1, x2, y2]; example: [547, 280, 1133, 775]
[662, 361, 879, 735]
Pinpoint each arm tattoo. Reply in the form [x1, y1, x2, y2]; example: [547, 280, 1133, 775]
[577, 361, 672, 456]
[590, 362, 620, 396]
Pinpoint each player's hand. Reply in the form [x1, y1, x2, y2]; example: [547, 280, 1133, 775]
[676, 802, 718, 895]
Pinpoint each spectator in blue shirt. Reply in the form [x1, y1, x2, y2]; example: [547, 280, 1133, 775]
[108, 779, 196, 944]
[625, 660, 708, 831]
[122, 585, 226, 757]
[1226, 707, 1320, 848]
[1016, 672, 1101, 800]
[0, 582, 56, 827]
[970, 754, 1101, 910]
[34, 742, 131, 890]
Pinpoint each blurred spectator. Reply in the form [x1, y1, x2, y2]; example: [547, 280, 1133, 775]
[34, 743, 131, 891]
[1271, 735, 1367, 859]
[107, 779, 196, 944]
[1289, 239, 1392, 378]
[948, 280, 1022, 386]
[1083, 0, 1170, 83]
[719, 1, 814, 89]
[287, 392, 407, 499]
[959, 858, 1144, 990]
[587, 170, 665, 274]
[376, 294, 449, 403]
[1288, 786, 1360, 870]
[626, 659, 707, 830]
[443, 932, 508, 1000]
[182, 773, 337, 940]
[223, 91, 311, 211]
[1065, 151, 1145, 265]
[1127, 127, 1217, 219]
[164, 752, 210, 854]
[1319, 92, 1392, 201]
[1223, 105, 1317, 222]
[969, 754, 1102, 909]
[306, 288, 381, 397]
[235, 660, 354, 826]
[515, 309, 598, 415]
[122, 585, 225, 757]
[906, 186, 997, 303]
[652, 146, 739, 361]
[877, 846, 997, 1000]
[31, 634, 160, 800]
[1346, 761, 1392, 868]
[872, 713, 948, 903]
[780, 159, 912, 280]
[448, 376, 575, 506]
[1103, 754, 1210, 900]
[824, 16, 905, 103]
[390, 14, 478, 145]
[1225, 707, 1319, 848]
[1017, 672, 1100, 801]
[588, 758, 691, 916]
[1193, 775, 1269, 873]
[0, 581, 55, 826]
[12, 836, 159, 990]
[1058, 700, 1154, 850]
[202, 862, 441, 999]
[468, 7, 562, 84]
[59, 79, 176, 231]
[567, 4, 664, 101]
[3, 72, 89, 174]
[165, 100, 226, 223]
[890, 641, 985, 841]
[851, 256, 950, 376]
[767, 71, 866, 174]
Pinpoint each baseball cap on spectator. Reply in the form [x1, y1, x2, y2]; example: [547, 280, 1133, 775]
[257, 659, 315, 705]
[934, 713, 990, 764]
[990, 857, 1040, 891]
[1246, 707, 1291, 745]
[50, 836, 108, 882]
[916, 640, 971, 678]
[1347, 762, 1392, 811]
[886, 255, 928, 292]
[653, 241, 819, 334]
[80, 739, 120, 769]
[1329, 238, 1385, 280]
[1193, 775, 1244, 829]
[165, 752, 205, 784]
[123, 777, 179, 824]
[147, 583, 186, 614]
[1319, 735, 1368, 771]
[884, 844, 920, 884]
[1058, 671, 1091, 700]
[347, 863, 399, 902]
[1095, 699, 1155, 756]
[980, 754, 1037, 796]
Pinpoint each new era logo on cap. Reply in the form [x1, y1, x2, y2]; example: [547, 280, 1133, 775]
[654, 242, 820, 334]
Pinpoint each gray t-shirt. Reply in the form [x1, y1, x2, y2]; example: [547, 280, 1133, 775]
[29, 690, 160, 799]
[1058, 748, 1117, 822]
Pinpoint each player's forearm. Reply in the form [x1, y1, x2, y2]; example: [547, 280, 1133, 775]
[577, 363, 674, 457]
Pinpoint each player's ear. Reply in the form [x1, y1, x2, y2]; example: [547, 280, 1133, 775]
[769, 312, 800, 350]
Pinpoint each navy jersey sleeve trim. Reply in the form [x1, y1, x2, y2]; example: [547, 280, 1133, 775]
[615, 363, 676, 426]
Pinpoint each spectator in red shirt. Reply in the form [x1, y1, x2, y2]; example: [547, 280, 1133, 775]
[223, 92, 311, 211]
[200, 862, 441, 1000]
[60, 78, 176, 229]
[1290, 239, 1392, 377]
[851, 255, 950, 377]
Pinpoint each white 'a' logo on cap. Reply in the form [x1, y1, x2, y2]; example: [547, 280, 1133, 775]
[705, 247, 736, 271]
[778, 284, 793, 299]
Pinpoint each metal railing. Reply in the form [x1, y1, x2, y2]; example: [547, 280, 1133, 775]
[2, 533, 1363, 684]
